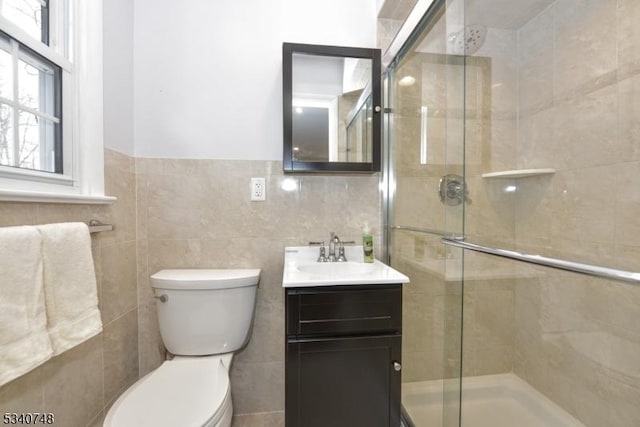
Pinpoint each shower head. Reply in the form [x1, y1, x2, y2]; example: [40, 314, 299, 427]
[447, 25, 487, 55]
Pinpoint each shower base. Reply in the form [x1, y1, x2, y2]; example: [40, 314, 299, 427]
[402, 373, 585, 427]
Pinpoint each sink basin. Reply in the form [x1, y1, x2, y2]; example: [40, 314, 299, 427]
[283, 246, 410, 287]
[296, 261, 376, 276]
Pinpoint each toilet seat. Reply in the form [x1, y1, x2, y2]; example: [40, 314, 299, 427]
[104, 356, 231, 427]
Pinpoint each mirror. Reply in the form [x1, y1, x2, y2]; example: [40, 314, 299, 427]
[283, 43, 381, 173]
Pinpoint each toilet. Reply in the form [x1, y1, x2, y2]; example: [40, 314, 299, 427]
[104, 268, 260, 427]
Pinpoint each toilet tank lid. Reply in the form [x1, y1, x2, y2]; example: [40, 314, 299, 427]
[151, 269, 261, 290]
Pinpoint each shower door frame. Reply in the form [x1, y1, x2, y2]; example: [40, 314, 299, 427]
[382, 0, 467, 426]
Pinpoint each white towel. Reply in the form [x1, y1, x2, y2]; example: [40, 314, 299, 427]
[0, 226, 53, 387]
[37, 222, 102, 355]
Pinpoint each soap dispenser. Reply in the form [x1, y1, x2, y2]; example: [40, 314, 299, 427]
[362, 222, 374, 263]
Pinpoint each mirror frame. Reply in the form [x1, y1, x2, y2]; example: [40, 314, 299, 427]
[283, 42, 382, 173]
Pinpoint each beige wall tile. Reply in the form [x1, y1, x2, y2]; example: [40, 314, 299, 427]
[514, 175, 554, 243]
[485, 119, 517, 172]
[43, 336, 104, 427]
[476, 29, 517, 118]
[0, 148, 137, 424]
[0, 368, 43, 414]
[618, 74, 640, 161]
[552, 85, 625, 170]
[86, 410, 105, 427]
[232, 411, 285, 427]
[550, 166, 616, 245]
[137, 302, 165, 377]
[618, 0, 640, 68]
[100, 241, 137, 325]
[0, 203, 38, 226]
[103, 309, 138, 404]
[614, 162, 640, 247]
[553, 0, 617, 97]
[135, 157, 381, 416]
[234, 297, 285, 365]
[230, 361, 284, 415]
[516, 108, 555, 169]
[518, 5, 554, 114]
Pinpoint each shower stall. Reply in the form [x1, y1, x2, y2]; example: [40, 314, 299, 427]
[382, 0, 640, 426]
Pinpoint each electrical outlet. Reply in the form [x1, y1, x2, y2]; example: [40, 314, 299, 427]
[250, 177, 266, 201]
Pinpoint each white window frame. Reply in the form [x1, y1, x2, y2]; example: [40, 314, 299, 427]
[0, 0, 114, 204]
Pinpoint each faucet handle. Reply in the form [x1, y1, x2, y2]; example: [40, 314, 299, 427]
[337, 246, 347, 262]
[317, 244, 328, 262]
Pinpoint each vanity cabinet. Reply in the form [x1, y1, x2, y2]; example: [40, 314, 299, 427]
[285, 284, 402, 427]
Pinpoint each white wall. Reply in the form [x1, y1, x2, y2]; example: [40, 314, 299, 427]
[133, 0, 377, 160]
[103, 0, 134, 155]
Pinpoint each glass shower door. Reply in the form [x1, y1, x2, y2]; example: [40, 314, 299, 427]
[386, 1, 467, 425]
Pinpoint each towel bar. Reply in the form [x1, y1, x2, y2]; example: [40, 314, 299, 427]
[88, 220, 114, 233]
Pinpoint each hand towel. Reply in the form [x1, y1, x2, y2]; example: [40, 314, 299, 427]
[37, 222, 102, 355]
[0, 226, 53, 387]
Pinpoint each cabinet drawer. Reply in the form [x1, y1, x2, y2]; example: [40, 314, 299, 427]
[286, 284, 402, 337]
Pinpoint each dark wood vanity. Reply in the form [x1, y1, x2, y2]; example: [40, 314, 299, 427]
[285, 284, 402, 427]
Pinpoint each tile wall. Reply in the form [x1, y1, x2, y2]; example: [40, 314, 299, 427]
[0, 149, 138, 427]
[0, 152, 382, 427]
[135, 158, 382, 424]
[511, 1, 640, 425]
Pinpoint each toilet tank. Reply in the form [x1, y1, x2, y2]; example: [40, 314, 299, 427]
[150, 269, 260, 356]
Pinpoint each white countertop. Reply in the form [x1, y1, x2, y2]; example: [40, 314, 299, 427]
[282, 246, 410, 287]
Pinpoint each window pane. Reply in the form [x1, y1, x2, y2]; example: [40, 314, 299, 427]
[18, 48, 56, 116]
[0, 104, 14, 167]
[0, 36, 12, 100]
[18, 110, 55, 172]
[2, 0, 46, 43]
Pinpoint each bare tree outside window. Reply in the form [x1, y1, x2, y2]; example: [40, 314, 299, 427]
[0, 0, 60, 174]
[2, 0, 45, 42]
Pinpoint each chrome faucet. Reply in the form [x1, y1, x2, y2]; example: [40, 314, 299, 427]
[312, 234, 349, 262]
[328, 232, 339, 262]
[327, 232, 348, 262]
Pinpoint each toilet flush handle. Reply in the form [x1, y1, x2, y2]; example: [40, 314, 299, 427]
[154, 294, 169, 303]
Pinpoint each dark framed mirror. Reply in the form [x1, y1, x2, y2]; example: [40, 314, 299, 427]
[283, 43, 382, 173]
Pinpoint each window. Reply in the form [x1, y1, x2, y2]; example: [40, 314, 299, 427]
[1, 0, 49, 44]
[0, 31, 62, 174]
[0, 0, 111, 203]
[0, 0, 63, 179]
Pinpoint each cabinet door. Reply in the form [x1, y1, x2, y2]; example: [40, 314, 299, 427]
[286, 335, 401, 427]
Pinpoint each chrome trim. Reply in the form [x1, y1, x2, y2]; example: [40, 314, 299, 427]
[441, 238, 640, 285]
[392, 225, 464, 240]
[382, 0, 438, 70]
[88, 219, 114, 233]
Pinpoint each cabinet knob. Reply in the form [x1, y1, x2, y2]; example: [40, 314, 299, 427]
[393, 361, 402, 372]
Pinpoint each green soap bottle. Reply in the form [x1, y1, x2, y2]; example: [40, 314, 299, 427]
[363, 222, 374, 263]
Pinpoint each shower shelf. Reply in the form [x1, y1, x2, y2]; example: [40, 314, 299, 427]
[481, 168, 556, 179]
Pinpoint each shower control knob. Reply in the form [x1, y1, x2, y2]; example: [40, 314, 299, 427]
[393, 361, 402, 372]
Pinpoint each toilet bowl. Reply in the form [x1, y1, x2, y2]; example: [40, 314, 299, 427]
[104, 355, 233, 427]
[103, 269, 260, 427]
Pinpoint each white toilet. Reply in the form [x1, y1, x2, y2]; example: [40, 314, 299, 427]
[104, 268, 260, 427]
